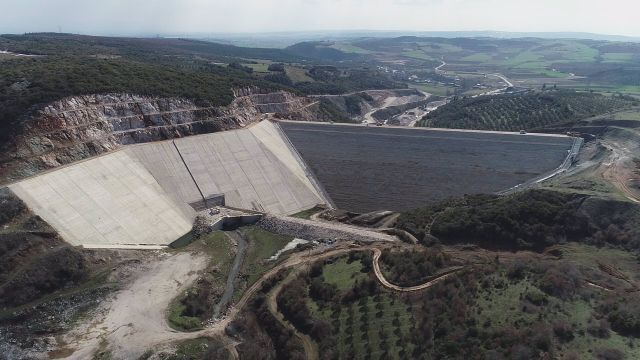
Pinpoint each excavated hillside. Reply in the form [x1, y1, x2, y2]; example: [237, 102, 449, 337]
[0, 88, 318, 183]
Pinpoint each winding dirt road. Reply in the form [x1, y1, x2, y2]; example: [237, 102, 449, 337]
[602, 146, 640, 203]
[267, 267, 319, 360]
[371, 248, 464, 292]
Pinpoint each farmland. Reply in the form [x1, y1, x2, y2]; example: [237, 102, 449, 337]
[321, 36, 640, 94]
[281, 122, 573, 213]
[417, 91, 638, 131]
[279, 254, 417, 360]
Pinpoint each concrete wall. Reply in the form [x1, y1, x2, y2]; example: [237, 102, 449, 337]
[8, 121, 328, 247]
[129, 120, 326, 215]
[8, 151, 195, 247]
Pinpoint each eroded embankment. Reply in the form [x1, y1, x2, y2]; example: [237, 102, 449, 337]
[0, 89, 318, 183]
[257, 214, 397, 243]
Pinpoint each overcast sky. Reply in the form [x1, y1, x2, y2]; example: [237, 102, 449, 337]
[1, 0, 639, 37]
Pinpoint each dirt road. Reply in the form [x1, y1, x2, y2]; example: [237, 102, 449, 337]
[267, 268, 319, 360]
[59, 252, 208, 360]
[372, 248, 463, 292]
[363, 96, 401, 124]
[600, 139, 640, 203]
[488, 73, 514, 88]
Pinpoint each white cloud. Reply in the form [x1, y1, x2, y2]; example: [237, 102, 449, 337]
[0, 0, 638, 37]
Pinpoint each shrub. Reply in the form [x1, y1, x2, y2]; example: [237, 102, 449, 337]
[552, 321, 575, 342]
[228, 62, 253, 73]
[538, 264, 581, 299]
[0, 188, 26, 226]
[587, 318, 611, 339]
[524, 289, 548, 306]
[268, 63, 285, 72]
[264, 73, 293, 86]
[0, 245, 88, 307]
[379, 248, 450, 287]
[595, 348, 625, 360]
[600, 293, 640, 336]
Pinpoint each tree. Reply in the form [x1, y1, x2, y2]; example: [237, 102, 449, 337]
[268, 63, 286, 72]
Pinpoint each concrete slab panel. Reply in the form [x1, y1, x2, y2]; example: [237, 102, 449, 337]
[170, 121, 326, 215]
[9, 151, 193, 247]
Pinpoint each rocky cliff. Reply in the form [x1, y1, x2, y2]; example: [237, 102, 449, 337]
[0, 88, 318, 183]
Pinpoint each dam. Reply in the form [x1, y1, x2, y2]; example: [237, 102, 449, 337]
[8, 121, 329, 248]
[6, 119, 580, 248]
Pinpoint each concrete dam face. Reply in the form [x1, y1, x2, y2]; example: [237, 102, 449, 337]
[8, 121, 328, 248]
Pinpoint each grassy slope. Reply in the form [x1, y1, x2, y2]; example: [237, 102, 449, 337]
[290, 206, 324, 220]
[475, 243, 640, 359]
[231, 227, 293, 303]
[168, 231, 235, 331]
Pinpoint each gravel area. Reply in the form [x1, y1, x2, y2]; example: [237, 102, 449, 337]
[258, 214, 396, 243]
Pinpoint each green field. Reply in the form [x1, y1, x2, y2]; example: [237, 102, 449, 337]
[285, 65, 315, 83]
[322, 258, 367, 290]
[602, 52, 635, 62]
[606, 108, 640, 120]
[239, 227, 293, 288]
[300, 254, 417, 359]
[402, 50, 435, 61]
[330, 43, 373, 54]
[461, 53, 493, 62]
[474, 276, 544, 328]
[475, 273, 640, 359]
[243, 62, 271, 73]
[416, 42, 464, 53]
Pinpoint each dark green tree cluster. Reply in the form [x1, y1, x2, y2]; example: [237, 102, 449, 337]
[397, 190, 593, 251]
[380, 248, 451, 287]
[267, 63, 286, 72]
[297, 66, 405, 95]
